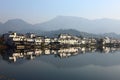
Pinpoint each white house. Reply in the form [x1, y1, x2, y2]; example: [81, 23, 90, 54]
[58, 34, 79, 45]
[44, 37, 51, 45]
[34, 37, 43, 45]
[102, 37, 111, 44]
[26, 33, 36, 38]
[26, 38, 34, 42]
[59, 34, 72, 39]
[3, 32, 25, 46]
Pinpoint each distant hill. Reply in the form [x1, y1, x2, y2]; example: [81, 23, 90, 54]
[36, 29, 101, 38]
[1, 16, 120, 34]
[0, 19, 34, 33]
[1, 16, 120, 38]
[35, 29, 120, 39]
[34, 16, 93, 31]
[34, 16, 120, 34]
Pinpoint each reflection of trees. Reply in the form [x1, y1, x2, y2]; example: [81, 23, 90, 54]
[1, 46, 120, 63]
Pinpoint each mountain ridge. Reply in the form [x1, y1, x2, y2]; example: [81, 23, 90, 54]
[0, 16, 120, 33]
[0, 16, 120, 38]
[34, 16, 120, 34]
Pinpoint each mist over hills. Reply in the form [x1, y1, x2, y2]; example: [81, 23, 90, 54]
[34, 16, 92, 31]
[0, 16, 120, 38]
[34, 16, 120, 34]
[0, 19, 34, 33]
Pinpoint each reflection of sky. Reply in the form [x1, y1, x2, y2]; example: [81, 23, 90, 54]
[35, 51, 120, 68]
[1, 51, 120, 80]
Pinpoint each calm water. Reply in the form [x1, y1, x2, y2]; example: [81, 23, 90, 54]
[0, 47, 120, 80]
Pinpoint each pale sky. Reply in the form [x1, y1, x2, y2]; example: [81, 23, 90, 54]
[0, 0, 120, 24]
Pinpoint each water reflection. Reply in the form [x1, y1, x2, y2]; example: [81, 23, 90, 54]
[1, 47, 120, 80]
[1, 46, 120, 63]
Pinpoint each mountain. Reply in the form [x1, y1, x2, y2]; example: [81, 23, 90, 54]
[0, 16, 120, 38]
[34, 16, 93, 31]
[0, 19, 34, 33]
[35, 16, 120, 34]
[1, 16, 120, 34]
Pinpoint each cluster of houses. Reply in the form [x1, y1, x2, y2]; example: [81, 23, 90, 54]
[3, 31, 96, 47]
[102, 37, 120, 45]
[2, 31, 120, 49]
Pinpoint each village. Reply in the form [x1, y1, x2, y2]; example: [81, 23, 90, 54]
[1, 31, 120, 63]
[2, 31, 120, 49]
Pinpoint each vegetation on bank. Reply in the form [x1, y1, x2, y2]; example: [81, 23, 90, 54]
[0, 37, 6, 50]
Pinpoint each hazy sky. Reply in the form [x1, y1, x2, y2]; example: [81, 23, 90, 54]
[0, 0, 120, 24]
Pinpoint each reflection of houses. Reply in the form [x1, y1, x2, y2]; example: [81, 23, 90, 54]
[57, 47, 97, 58]
[44, 49, 51, 55]
[102, 46, 119, 53]
[81, 47, 86, 53]
[57, 47, 79, 58]
[58, 47, 79, 53]
[5, 47, 81, 62]
[9, 50, 34, 62]
[7, 49, 51, 62]
[9, 52, 24, 62]
[3, 46, 120, 63]
[102, 46, 120, 53]
[34, 49, 42, 56]
[8, 49, 43, 62]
